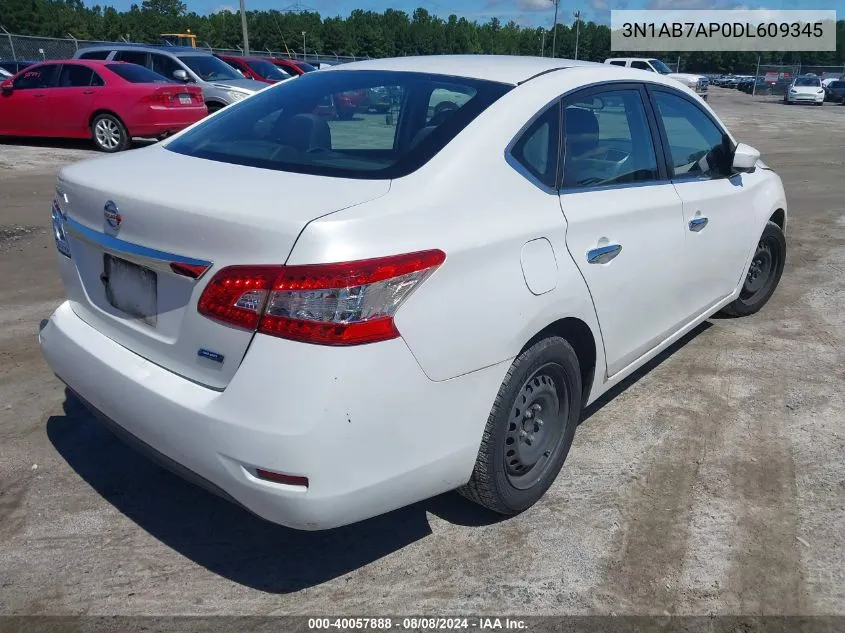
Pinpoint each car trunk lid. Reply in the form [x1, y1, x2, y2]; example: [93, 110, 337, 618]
[56, 146, 390, 389]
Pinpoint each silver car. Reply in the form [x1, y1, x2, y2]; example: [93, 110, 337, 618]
[73, 45, 266, 111]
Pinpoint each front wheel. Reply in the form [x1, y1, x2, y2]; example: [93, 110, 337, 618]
[459, 336, 582, 515]
[720, 221, 786, 317]
[91, 113, 129, 153]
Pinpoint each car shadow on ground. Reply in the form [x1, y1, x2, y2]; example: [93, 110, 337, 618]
[46, 322, 712, 592]
[0, 137, 157, 151]
[46, 389, 503, 593]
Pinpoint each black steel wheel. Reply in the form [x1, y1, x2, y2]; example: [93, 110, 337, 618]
[459, 336, 582, 515]
[721, 220, 786, 317]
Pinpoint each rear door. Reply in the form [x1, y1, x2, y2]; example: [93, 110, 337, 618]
[50, 64, 99, 136]
[557, 84, 689, 377]
[0, 64, 58, 135]
[646, 86, 758, 315]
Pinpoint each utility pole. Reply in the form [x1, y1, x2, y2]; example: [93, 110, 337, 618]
[551, 0, 560, 58]
[239, 0, 249, 55]
[574, 10, 581, 60]
[302, 31, 306, 60]
[540, 30, 546, 56]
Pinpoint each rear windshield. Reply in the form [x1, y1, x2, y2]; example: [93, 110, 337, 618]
[246, 59, 292, 80]
[177, 54, 242, 81]
[166, 70, 512, 180]
[107, 63, 172, 83]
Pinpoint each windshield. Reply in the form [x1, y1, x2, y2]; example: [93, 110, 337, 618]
[649, 59, 673, 74]
[166, 70, 511, 179]
[296, 61, 317, 73]
[107, 63, 173, 84]
[177, 55, 242, 81]
[794, 77, 821, 87]
[246, 59, 292, 81]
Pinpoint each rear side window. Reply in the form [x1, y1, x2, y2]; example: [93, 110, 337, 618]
[78, 50, 111, 60]
[58, 64, 94, 88]
[562, 89, 659, 188]
[106, 63, 171, 84]
[511, 103, 560, 188]
[166, 70, 512, 180]
[114, 50, 148, 66]
[608, 60, 626, 67]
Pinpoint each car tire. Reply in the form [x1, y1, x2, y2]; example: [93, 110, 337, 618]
[720, 221, 786, 317]
[206, 102, 224, 115]
[91, 113, 129, 153]
[459, 336, 582, 516]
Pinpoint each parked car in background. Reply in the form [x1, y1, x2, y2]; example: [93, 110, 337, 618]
[0, 60, 38, 75]
[40, 56, 787, 530]
[604, 57, 708, 100]
[213, 54, 295, 84]
[0, 60, 206, 151]
[823, 80, 845, 103]
[73, 45, 265, 112]
[784, 75, 825, 105]
[268, 58, 317, 76]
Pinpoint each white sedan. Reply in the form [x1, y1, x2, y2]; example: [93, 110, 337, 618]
[784, 75, 826, 105]
[40, 55, 787, 530]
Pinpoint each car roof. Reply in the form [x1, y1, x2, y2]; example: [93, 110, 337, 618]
[322, 54, 602, 85]
[78, 44, 207, 56]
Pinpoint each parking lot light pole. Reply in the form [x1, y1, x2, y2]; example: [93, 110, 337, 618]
[302, 31, 306, 60]
[753, 55, 761, 96]
[551, 0, 560, 58]
[574, 10, 581, 60]
[239, 0, 249, 55]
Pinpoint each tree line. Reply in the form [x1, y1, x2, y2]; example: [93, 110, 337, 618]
[2, 0, 844, 72]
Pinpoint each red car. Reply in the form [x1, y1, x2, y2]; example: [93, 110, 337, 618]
[0, 60, 206, 152]
[214, 54, 294, 84]
[268, 58, 317, 76]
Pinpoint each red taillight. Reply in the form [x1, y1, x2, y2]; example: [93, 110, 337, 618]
[140, 92, 173, 105]
[197, 250, 445, 345]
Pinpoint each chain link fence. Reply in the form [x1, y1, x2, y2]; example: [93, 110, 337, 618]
[0, 29, 368, 67]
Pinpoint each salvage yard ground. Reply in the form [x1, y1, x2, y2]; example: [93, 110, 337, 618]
[0, 88, 843, 615]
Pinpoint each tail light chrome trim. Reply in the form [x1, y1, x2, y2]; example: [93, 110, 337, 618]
[64, 216, 213, 279]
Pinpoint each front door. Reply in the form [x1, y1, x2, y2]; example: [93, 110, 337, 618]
[0, 64, 59, 136]
[647, 87, 759, 315]
[558, 85, 688, 377]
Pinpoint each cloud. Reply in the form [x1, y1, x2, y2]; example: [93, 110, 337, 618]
[485, 0, 554, 13]
[645, 0, 744, 8]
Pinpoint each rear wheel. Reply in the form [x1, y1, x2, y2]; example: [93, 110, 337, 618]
[91, 113, 129, 153]
[721, 221, 786, 317]
[459, 336, 582, 515]
[206, 102, 224, 115]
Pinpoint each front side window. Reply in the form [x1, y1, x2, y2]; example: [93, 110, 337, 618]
[631, 61, 653, 72]
[177, 55, 242, 81]
[652, 90, 730, 180]
[511, 103, 560, 188]
[150, 53, 182, 81]
[562, 89, 659, 189]
[13, 64, 58, 90]
[649, 59, 673, 74]
[58, 64, 94, 88]
[166, 70, 511, 179]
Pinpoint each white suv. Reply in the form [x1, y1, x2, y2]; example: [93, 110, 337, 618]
[605, 57, 708, 100]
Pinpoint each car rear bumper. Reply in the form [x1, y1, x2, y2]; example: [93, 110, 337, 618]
[40, 301, 506, 530]
[127, 108, 207, 137]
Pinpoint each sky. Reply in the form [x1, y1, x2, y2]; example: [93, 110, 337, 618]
[86, 0, 842, 29]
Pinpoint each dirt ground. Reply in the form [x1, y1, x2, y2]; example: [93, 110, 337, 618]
[0, 89, 843, 617]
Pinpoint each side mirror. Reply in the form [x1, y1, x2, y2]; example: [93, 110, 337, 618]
[173, 69, 190, 83]
[732, 142, 760, 173]
[1, 79, 13, 93]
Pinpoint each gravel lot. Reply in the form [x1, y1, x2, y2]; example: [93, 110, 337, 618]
[0, 88, 843, 617]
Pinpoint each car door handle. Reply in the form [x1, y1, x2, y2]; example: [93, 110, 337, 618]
[587, 244, 622, 264]
[82, 89, 95, 94]
[689, 217, 709, 232]
[34, 93, 46, 98]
